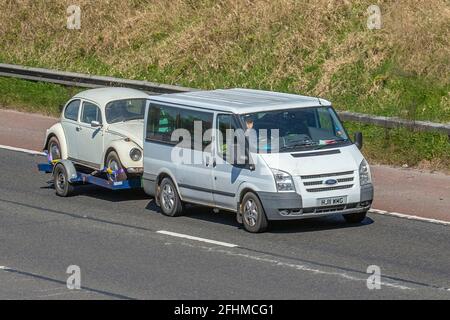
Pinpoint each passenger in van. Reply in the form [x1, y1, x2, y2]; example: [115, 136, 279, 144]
[245, 117, 254, 131]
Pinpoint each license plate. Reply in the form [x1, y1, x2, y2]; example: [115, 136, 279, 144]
[317, 196, 347, 207]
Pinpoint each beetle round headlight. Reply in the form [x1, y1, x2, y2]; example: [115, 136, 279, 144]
[130, 148, 142, 161]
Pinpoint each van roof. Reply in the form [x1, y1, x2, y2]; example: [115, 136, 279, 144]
[149, 88, 331, 114]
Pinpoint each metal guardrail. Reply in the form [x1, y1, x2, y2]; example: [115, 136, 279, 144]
[0, 63, 194, 94]
[338, 111, 450, 136]
[1, 63, 449, 136]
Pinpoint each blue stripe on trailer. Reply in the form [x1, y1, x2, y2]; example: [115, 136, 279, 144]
[37, 162, 142, 190]
[38, 163, 53, 173]
[73, 173, 141, 190]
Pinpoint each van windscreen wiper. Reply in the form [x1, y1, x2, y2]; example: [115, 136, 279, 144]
[280, 140, 318, 150]
[313, 138, 350, 149]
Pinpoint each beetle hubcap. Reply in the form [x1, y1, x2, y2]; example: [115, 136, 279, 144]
[107, 159, 120, 181]
[49, 142, 61, 160]
[161, 184, 175, 211]
[243, 199, 258, 227]
[109, 159, 119, 172]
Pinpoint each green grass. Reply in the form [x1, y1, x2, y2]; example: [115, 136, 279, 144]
[345, 122, 450, 172]
[0, 77, 82, 116]
[330, 59, 450, 123]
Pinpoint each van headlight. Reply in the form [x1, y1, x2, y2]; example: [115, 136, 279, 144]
[271, 169, 295, 192]
[130, 148, 142, 161]
[359, 159, 372, 186]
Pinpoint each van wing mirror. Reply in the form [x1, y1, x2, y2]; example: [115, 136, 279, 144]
[232, 143, 255, 170]
[354, 131, 363, 150]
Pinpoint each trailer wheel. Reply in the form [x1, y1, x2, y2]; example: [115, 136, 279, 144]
[54, 164, 75, 197]
[159, 177, 183, 217]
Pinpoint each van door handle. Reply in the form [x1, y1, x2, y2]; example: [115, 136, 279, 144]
[76, 126, 81, 132]
[212, 159, 216, 167]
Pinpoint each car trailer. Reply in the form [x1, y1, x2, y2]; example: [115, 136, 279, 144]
[37, 153, 142, 197]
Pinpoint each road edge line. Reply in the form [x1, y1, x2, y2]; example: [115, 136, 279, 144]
[370, 209, 450, 226]
[0, 144, 45, 156]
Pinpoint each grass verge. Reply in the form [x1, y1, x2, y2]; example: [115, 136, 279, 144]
[0, 77, 82, 116]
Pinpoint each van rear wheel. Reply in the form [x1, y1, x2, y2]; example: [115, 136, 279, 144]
[241, 192, 268, 233]
[159, 178, 183, 217]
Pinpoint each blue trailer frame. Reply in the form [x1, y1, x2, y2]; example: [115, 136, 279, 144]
[37, 155, 142, 192]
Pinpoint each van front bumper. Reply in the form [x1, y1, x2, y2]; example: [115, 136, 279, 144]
[257, 184, 373, 221]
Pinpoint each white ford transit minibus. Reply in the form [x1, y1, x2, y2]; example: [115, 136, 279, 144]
[143, 89, 373, 233]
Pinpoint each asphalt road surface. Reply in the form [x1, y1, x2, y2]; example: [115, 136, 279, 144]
[0, 149, 449, 299]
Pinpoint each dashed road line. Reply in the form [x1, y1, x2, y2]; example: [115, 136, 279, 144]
[157, 230, 238, 248]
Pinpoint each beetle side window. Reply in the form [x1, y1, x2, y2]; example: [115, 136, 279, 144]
[81, 102, 102, 124]
[64, 100, 80, 121]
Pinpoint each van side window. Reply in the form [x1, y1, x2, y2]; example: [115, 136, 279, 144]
[217, 114, 236, 159]
[179, 109, 213, 150]
[147, 104, 178, 144]
[147, 104, 213, 150]
[64, 100, 80, 121]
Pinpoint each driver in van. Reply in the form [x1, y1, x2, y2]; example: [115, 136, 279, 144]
[245, 117, 254, 131]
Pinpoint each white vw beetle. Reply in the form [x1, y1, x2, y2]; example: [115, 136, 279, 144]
[43, 87, 149, 179]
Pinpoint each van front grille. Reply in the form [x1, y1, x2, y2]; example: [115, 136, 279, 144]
[300, 170, 354, 180]
[306, 185, 353, 192]
[300, 170, 355, 192]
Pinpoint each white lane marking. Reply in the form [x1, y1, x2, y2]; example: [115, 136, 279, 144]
[0, 144, 45, 156]
[370, 209, 450, 226]
[157, 230, 238, 248]
[176, 242, 413, 291]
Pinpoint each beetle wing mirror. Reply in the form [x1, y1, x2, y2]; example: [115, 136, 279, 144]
[91, 120, 102, 128]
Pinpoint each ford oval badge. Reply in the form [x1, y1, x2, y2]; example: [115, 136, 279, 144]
[324, 179, 337, 185]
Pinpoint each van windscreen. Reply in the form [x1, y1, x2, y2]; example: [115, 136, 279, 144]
[240, 106, 350, 153]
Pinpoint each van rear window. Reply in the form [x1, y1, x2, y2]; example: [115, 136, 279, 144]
[146, 104, 213, 150]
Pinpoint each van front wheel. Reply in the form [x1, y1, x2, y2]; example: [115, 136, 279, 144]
[241, 192, 268, 233]
[159, 178, 183, 217]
